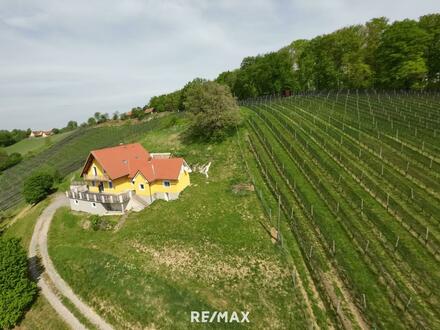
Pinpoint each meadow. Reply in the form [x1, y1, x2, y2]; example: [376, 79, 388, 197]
[47, 116, 311, 329]
[5, 131, 74, 156]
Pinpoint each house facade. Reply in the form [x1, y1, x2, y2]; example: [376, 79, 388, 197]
[66, 143, 191, 215]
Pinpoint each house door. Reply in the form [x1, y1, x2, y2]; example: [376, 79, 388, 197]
[98, 182, 104, 193]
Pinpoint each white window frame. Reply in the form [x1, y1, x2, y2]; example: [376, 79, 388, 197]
[163, 180, 171, 187]
[74, 200, 79, 205]
[139, 183, 145, 190]
[92, 202, 96, 208]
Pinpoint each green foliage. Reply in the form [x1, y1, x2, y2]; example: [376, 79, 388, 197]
[0, 150, 22, 172]
[23, 171, 55, 204]
[376, 19, 430, 88]
[0, 237, 37, 328]
[130, 107, 146, 120]
[184, 81, 241, 141]
[419, 14, 440, 88]
[148, 90, 182, 112]
[214, 15, 439, 97]
[90, 215, 101, 231]
[0, 129, 30, 148]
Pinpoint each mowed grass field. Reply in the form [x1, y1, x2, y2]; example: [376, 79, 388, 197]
[5, 131, 74, 156]
[47, 116, 307, 329]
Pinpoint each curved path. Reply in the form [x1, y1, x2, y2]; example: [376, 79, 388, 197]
[29, 194, 113, 330]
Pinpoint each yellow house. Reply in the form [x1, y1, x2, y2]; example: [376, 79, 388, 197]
[67, 143, 191, 215]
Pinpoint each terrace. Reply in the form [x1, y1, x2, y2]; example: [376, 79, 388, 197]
[67, 182, 132, 204]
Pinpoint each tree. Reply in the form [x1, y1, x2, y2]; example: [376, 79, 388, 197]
[66, 121, 78, 130]
[184, 81, 241, 141]
[87, 117, 97, 126]
[98, 113, 109, 124]
[112, 111, 119, 121]
[130, 107, 145, 120]
[0, 131, 14, 147]
[365, 17, 389, 75]
[23, 171, 55, 204]
[419, 14, 440, 88]
[0, 237, 37, 328]
[376, 19, 430, 88]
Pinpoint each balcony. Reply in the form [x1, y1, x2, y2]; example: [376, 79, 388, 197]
[66, 189, 132, 204]
[83, 174, 110, 182]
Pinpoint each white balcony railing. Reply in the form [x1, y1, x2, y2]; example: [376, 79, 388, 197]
[66, 189, 132, 204]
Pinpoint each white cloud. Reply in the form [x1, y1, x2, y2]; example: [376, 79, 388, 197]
[0, 0, 439, 129]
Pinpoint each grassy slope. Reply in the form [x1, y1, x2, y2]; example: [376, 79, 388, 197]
[5, 131, 74, 156]
[2, 199, 68, 330]
[48, 115, 304, 329]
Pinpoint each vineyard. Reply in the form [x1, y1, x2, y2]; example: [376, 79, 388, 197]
[0, 116, 172, 213]
[241, 91, 440, 329]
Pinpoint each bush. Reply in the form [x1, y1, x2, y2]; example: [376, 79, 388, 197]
[90, 215, 101, 231]
[0, 152, 22, 173]
[0, 237, 37, 328]
[184, 81, 241, 141]
[23, 171, 55, 204]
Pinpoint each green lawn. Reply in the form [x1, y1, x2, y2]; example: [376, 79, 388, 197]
[48, 118, 305, 329]
[5, 131, 74, 156]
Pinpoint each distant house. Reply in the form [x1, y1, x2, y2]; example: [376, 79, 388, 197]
[29, 130, 53, 138]
[66, 143, 191, 215]
[144, 107, 155, 114]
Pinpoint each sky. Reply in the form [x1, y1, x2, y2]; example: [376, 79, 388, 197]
[0, 1, 439, 130]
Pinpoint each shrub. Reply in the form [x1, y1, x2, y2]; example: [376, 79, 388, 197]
[0, 150, 21, 172]
[0, 237, 37, 328]
[23, 171, 55, 204]
[90, 215, 101, 231]
[184, 81, 241, 141]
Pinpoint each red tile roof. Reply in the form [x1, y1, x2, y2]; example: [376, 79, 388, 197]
[81, 143, 185, 182]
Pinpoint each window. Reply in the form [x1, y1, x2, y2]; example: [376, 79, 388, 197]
[93, 166, 97, 176]
[92, 181, 96, 187]
[108, 181, 113, 189]
[139, 183, 145, 190]
[74, 200, 79, 205]
[92, 202, 96, 208]
[163, 180, 171, 187]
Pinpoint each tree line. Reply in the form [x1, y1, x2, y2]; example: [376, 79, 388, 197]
[216, 14, 440, 99]
[143, 14, 439, 108]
